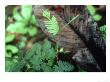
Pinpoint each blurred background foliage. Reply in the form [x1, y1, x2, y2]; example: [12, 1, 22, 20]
[5, 5, 39, 71]
[5, 5, 106, 72]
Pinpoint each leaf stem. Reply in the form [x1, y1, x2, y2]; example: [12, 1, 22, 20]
[64, 15, 79, 27]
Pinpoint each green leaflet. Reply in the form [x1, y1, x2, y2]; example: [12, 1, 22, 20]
[6, 22, 27, 34]
[43, 9, 51, 20]
[27, 40, 56, 71]
[13, 7, 24, 21]
[99, 25, 106, 33]
[42, 10, 79, 35]
[87, 5, 96, 15]
[5, 34, 15, 43]
[93, 14, 102, 21]
[53, 60, 74, 72]
[87, 5, 102, 21]
[99, 25, 106, 38]
[6, 45, 18, 54]
[21, 5, 32, 20]
[42, 9, 59, 35]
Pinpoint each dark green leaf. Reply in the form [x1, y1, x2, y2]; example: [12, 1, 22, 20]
[5, 61, 15, 72]
[5, 52, 12, 57]
[53, 61, 74, 72]
[42, 40, 51, 50]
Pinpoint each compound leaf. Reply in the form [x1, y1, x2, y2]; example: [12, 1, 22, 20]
[43, 10, 59, 35]
[53, 61, 74, 72]
[42, 9, 51, 20]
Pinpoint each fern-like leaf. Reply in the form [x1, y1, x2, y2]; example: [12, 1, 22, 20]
[99, 25, 106, 37]
[28, 40, 56, 71]
[53, 60, 74, 72]
[43, 10, 59, 35]
[42, 9, 51, 20]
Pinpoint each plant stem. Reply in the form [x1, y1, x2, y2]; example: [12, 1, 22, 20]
[64, 15, 79, 27]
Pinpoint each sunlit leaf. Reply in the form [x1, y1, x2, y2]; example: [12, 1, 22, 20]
[6, 45, 18, 54]
[28, 27, 37, 37]
[45, 16, 59, 35]
[87, 5, 96, 15]
[30, 15, 37, 25]
[93, 14, 102, 21]
[21, 5, 32, 21]
[5, 34, 15, 43]
[6, 22, 27, 34]
[13, 8, 23, 21]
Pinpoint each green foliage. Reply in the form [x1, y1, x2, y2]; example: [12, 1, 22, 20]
[27, 40, 56, 71]
[87, 5, 102, 21]
[43, 9, 51, 20]
[5, 60, 17, 72]
[42, 10, 79, 35]
[6, 45, 18, 54]
[30, 15, 37, 25]
[5, 5, 38, 72]
[7, 39, 75, 72]
[17, 36, 27, 48]
[28, 27, 37, 37]
[99, 25, 106, 38]
[13, 7, 23, 21]
[7, 5, 37, 36]
[5, 34, 15, 43]
[42, 9, 59, 35]
[53, 60, 74, 72]
[93, 14, 102, 21]
[21, 5, 32, 20]
[87, 5, 96, 15]
[6, 22, 27, 34]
